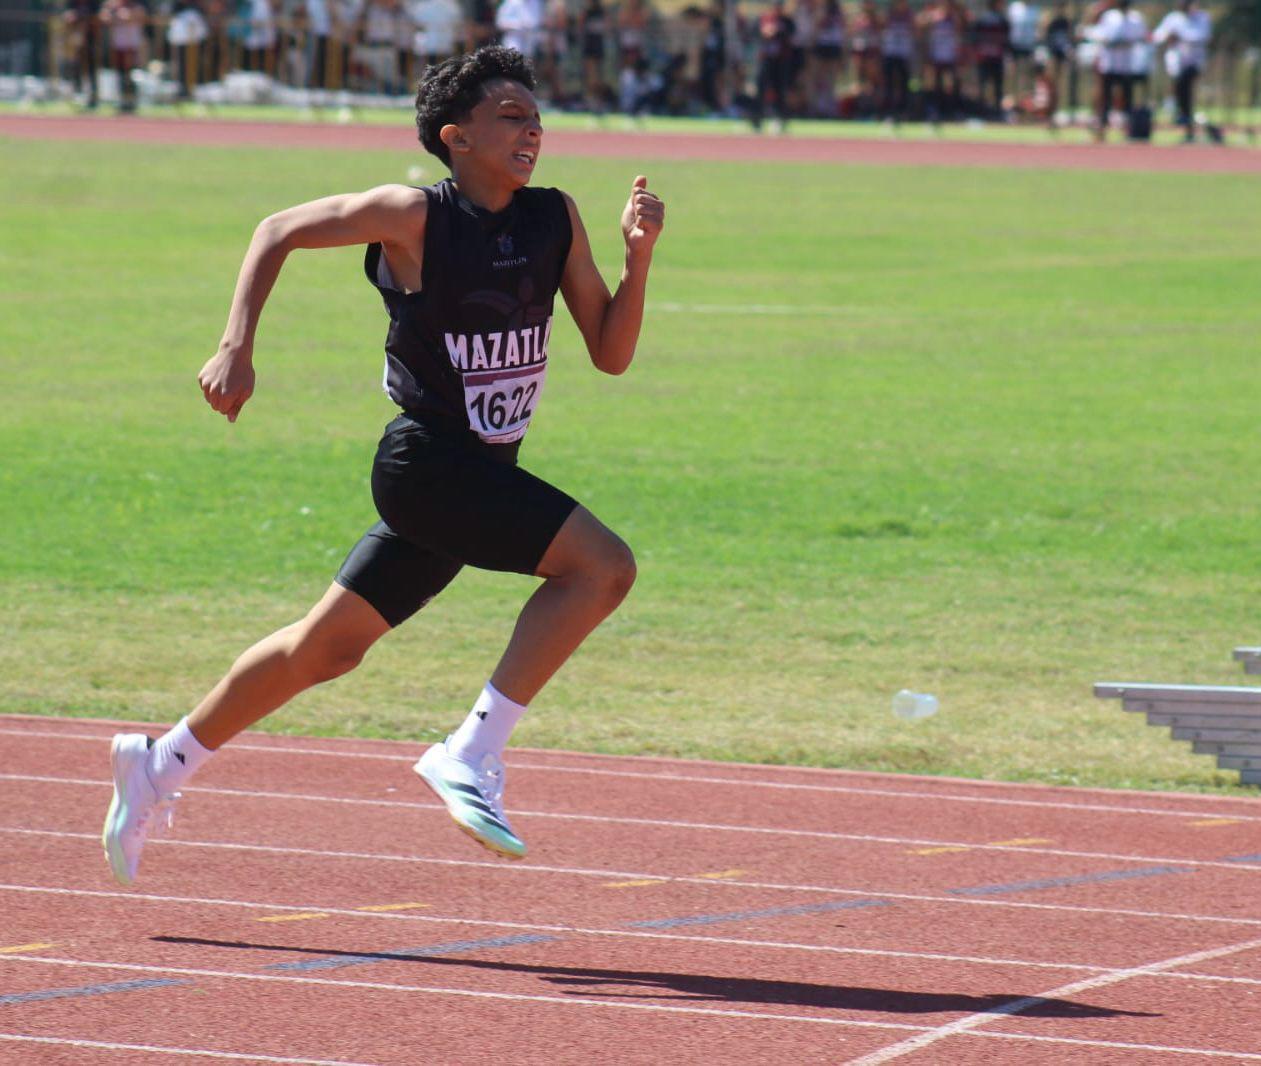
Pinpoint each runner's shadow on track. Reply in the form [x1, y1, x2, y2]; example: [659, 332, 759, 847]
[153, 936, 1157, 1018]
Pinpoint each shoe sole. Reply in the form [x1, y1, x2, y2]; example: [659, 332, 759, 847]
[102, 735, 135, 886]
[414, 763, 525, 861]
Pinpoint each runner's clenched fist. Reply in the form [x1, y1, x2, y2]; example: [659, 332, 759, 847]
[621, 175, 665, 256]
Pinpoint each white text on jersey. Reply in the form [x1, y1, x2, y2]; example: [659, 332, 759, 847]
[444, 319, 553, 372]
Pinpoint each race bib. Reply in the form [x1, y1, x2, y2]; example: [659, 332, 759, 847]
[462, 362, 547, 444]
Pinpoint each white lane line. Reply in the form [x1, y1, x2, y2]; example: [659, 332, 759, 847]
[8, 881, 1261, 989]
[519, 764, 1261, 823]
[964, 1029, 1261, 1061]
[650, 302, 868, 316]
[5, 954, 1260, 1062]
[6, 771, 1261, 874]
[0, 882, 1122, 977]
[845, 934, 1261, 1065]
[0, 1033, 381, 1065]
[0, 953, 929, 1034]
[7, 827, 1261, 930]
[0, 729, 414, 760]
[3, 727, 1256, 824]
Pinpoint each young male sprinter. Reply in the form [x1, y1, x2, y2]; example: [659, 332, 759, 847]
[102, 46, 665, 886]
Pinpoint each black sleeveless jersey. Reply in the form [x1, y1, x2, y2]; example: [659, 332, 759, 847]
[365, 178, 573, 455]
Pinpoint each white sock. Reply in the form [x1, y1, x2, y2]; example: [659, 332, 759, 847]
[146, 717, 215, 794]
[446, 683, 527, 765]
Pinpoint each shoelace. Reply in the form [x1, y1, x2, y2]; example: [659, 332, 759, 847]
[475, 756, 507, 819]
[130, 792, 181, 840]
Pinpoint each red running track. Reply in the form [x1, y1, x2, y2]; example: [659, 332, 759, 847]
[3, 112, 1261, 173]
[3, 714, 1261, 1064]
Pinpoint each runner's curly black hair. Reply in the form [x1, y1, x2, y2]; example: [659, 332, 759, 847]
[414, 47, 537, 169]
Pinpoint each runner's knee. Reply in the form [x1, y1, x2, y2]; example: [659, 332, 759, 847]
[300, 641, 368, 685]
[288, 616, 377, 686]
[538, 508, 636, 604]
[587, 538, 637, 606]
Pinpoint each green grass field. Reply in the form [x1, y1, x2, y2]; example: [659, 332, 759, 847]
[3, 133, 1259, 793]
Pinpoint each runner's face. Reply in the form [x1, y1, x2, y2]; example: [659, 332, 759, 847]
[459, 80, 543, 187]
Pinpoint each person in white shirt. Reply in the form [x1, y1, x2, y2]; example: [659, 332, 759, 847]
[1153, 0, 1211, 140]
[305, 0, 332, 88]
[393, 0, 417, 87]
[362, 0, 402, 92]
[100, 0, 145, 110]
[409, 0, 463, 66]
[333, 0, 364, 89]
[168, 1, 209, 98]
[1006, 0, 1039, 99]
[1087, 0, 1146, 140]
[495, 0, 542, 61]
[242, 0, 278, 74]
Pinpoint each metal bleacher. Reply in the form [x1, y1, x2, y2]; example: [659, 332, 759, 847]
[1232, 647, 1261, 675]
[1095, 648, 1261, 786]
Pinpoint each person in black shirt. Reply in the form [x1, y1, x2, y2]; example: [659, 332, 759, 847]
[579, 0, 608, 112]
[101, 46, 666, 887]
[753, 0, 795, 130]
[972, 0, 1009, 116]
[699, 0, 727, 114]
[1043, 0, 1073, 81]
[62, 0, 101, 109]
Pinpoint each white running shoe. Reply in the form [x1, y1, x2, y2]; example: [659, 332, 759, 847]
[101, 734, 179, 886]
[414, 739, 525, 860]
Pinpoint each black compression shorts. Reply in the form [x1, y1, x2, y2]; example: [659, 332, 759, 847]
[334, 414, 578, 627]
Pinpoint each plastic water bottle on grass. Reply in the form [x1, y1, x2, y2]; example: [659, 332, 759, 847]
[892, 689, 938, 721]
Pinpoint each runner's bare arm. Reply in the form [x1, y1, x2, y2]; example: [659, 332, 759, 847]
[559, 176, 665, 376]
[198, 185, 427, 422]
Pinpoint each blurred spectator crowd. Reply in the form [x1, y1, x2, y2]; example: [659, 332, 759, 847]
[54, 0, 1218, 138]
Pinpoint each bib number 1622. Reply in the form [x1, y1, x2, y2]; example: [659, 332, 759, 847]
[462, 363, 547, 444]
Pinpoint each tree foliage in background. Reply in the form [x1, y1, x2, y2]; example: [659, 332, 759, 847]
[1216, 0, 1261, 47]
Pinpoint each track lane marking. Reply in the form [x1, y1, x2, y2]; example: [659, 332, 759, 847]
[3, 1024, 1257, 1063]
[0, 1033, 383, 1065]
[652, 302, 868, 316]
[263, 933, 559, 972]
[7, 829, 1261, 929]
[5, 881, 1261, 986]
[0, 942, 55, 953]
[0, 976, 187, 1006]
[630, 898, 890, 929]
[354, 902, 430, 912]
[957, 1029, 1261, 1060]
[951, 865, 1190, 897]
[0, 953, 944, 1033]
[3, 731, 1257, 823]
[910, 837, 1054, 856]
[7, 774, 1260, 873]
[845, 934, 1261, 1064]
[256, 912, 330, 923]
[6, 952, 1261, 1061]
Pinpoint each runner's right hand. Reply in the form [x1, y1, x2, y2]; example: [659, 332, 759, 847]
[198, 344, 255, 423]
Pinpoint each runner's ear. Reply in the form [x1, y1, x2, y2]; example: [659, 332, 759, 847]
[440, 123, 468, 155]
